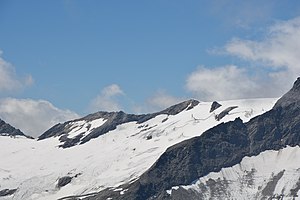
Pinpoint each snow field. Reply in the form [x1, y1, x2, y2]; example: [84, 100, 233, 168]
[0, 98, 277, 199]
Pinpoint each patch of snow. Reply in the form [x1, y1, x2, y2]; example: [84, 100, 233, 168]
[67, 118, 107, 139]
[169, 145, 300, 199]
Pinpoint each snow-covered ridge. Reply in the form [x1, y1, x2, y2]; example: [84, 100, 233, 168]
[167, 145, 300, 199]
[0, 98, 277, 200]
[38, 99, 200, 148]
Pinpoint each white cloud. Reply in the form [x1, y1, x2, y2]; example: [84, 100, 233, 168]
[189, 16, 300, 101]
[89, 84, 125, 112]
[225, 17, 300, 69]
[146, 90, 183, 111]
[225, 17, 300, 70]
[90, 86, 183, 114]
[186, 65, 261, 101]
[225, 17, 300, 88]
[101, 84, 124, 97]
[0, 53, 33, 92]
[0, 98, 79, 138]
[130, 91, 183, 114]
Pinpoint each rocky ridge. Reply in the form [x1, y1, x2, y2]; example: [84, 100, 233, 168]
[0, 118, 31, 139]
[38, 99, 199, 148]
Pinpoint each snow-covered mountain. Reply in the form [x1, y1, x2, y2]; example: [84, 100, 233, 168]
[0, 96, 277, 199]
[88, 78, 300, 200]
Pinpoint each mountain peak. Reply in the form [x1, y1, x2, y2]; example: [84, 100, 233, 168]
[210, 101, 222, 113]
[0, 118, 32, 139]
[292, 77, 300, 91]
[159, 99, 199, 115]
[274, 77, 300, 109]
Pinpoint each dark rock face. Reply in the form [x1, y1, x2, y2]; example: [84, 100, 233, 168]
[160, 99, 199, 114]
[38, 99, 199, 148]
[0, 119, 32, 139]
[81, 78, 300, 199]
[274, 77, 300, 109]
[215, 106, 238, 121]
[210, 101, 222, 113]
[261, 170, 285, 197]
[136, 118, 248, 198]
[59, 133, 85, 148]
[0, 188, 17, 197]
[290, 177, 300, 197]
[57, 176, 73, 188]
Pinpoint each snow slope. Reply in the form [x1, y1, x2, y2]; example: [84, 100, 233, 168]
[167, 145, 300, 199]
[66, 118, 107, 139]
[0, 98, 277, 200]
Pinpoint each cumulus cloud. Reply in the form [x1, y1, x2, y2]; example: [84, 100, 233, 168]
[0, 53, 33, 92]
[186, 65, 262, 101]
[225, 17, 300, 69]
[89, 84, 125, 112]
[0, 98, 79, 138]
[225, 17, 300, 95]
[146, 90, 183, 111]
[130, 90, 184, 114]
[188, 17, 300, 100]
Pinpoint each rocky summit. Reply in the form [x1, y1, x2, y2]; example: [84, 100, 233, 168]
[0, 118, 32, 139]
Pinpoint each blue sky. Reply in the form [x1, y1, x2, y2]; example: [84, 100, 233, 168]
[1, 0, 300, 137]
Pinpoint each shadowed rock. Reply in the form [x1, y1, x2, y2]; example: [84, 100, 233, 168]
[215, 106, 238, 121]
[274, 77, 300, 109]
[0, 188, 17, 197]
[290, 176, 300, 197]
[57, 176, 73, 188]
[210, 101, 222, 113]
[261, 170, 285, 197]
